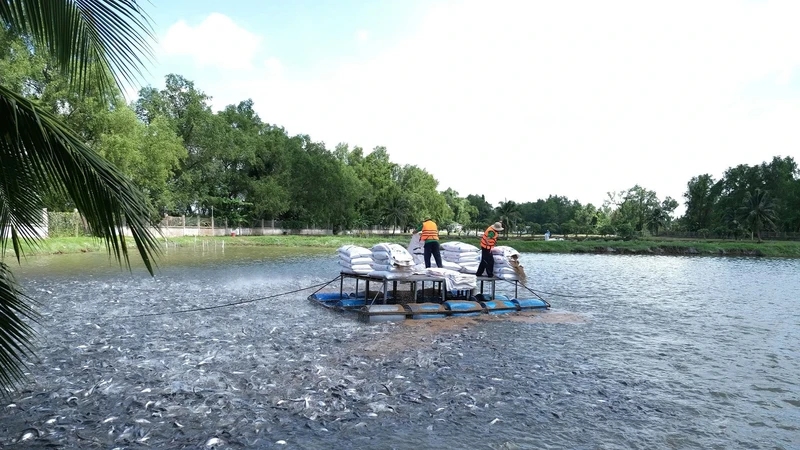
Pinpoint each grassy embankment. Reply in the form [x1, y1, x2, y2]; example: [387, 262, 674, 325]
[4, 234, 800, 258]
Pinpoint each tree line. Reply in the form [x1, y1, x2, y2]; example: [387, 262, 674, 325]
[2, 28, 798, 240]
[682, 157, 799, 240]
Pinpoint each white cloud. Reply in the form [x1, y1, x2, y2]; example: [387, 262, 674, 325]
[263, 57, 284, 76]
[157, 2, 800, 209]
[161, 13, 262, 70]
[356, 30, 370, 42]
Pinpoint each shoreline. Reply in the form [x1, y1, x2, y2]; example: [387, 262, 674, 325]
[3, 235, 800, 258]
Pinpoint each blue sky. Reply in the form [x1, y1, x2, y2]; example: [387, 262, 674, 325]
[134, 0, 800, 211]
[146, 0, 429, 70]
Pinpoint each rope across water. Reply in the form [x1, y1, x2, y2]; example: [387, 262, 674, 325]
[112, 276, 342, 319]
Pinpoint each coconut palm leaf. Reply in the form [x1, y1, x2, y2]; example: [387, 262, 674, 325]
[0, 0, 157, 391]
[0, 85, 162, 389]
[738, 188, 776, 242]
[0, 0, 155, 96]
[0, 262, 39, 391]
[382, 195, 409, 235]
[496, 200, 521, 237]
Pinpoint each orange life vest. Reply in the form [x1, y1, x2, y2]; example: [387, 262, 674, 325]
[480, 226, 498, 249]
[420, 220, 439, 241]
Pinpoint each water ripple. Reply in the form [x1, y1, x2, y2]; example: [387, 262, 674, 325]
[2, 249, 798, 449]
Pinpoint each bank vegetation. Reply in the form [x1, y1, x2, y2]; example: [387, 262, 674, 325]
[8, 235, 800, 259]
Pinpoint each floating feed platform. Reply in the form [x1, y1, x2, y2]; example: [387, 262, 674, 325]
[308, 272, 550, 322]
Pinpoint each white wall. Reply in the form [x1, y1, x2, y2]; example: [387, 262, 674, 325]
[1, 209, 48, 239]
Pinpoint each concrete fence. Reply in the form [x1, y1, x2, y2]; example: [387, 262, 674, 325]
[1, 209, 49, 238]
[154, 215, 399, 237]
[7, 211, 403, 239]
[154, 225, 333, 237]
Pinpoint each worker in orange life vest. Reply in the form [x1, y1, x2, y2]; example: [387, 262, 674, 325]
[476, 221, 503, 278]
[416, 218, 443, 268]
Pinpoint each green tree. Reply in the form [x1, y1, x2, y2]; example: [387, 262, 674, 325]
[466, 194, 494, 228]
[759, 156, 799, 232]
[543, 222, 559, 235]
[661, 197, 678, 221]
[716, 164, 763, 232]
[521, 195, 581, 227]
[560, 220, 578, 237]
[284, 136, 361, 230]
[352, 146, 397, 226]
[647, 207, 669, 236]
[0, 27, 47, 92]
[0, 0, 159, 391]
[616, 223, 635, 239]
[574, 203, 598, 235]
[94, 106, 186, 215]
[598, 223, 616, 237]
[442, 188, 477, 234]
[738, 188, 776, 242]
[495, 200, 521, 238]
[683, 174, 719, 231]
[607, 185, 660, 232]
[398, 165, 451, 227]
[246, 125, 293, 223]
[382, 193, 410, 235]
[135, 74, 220, 214]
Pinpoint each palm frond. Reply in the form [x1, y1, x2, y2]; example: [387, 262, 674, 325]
[0, 262, 39, 391]
[0, 84, 161, 272]
[0, 0, 155, 96]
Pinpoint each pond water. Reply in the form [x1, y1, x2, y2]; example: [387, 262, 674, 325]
[1, 246, 799, 449]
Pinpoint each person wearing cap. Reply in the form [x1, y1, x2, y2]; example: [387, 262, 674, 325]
[476, 221, 503, 278]
[416, 218, 443, 268]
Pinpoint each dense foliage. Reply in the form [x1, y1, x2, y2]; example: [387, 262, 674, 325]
[680, 157, 799, 240]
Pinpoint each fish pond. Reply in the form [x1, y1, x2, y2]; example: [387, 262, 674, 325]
[1, 246, 799, 449]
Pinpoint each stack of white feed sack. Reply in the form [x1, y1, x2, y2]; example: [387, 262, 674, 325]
[407, 233, 425, 266]
[441, 241, 481, 274]
[337, 245, 373, 275]
[491, 245, 527, 283]
[369, 243, 415, 279]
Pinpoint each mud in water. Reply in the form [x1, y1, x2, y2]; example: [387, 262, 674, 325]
[360, 312, 586, 357]
[398, 311, 586, 334]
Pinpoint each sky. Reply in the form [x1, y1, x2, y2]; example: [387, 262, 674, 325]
[134, 0, 800, 211]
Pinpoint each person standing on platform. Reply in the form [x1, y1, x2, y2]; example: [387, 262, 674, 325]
[476, 221, 503, 278]
[417, 218, 443, 268]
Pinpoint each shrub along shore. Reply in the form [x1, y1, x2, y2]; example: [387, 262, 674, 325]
[4, 235, 800, 258]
